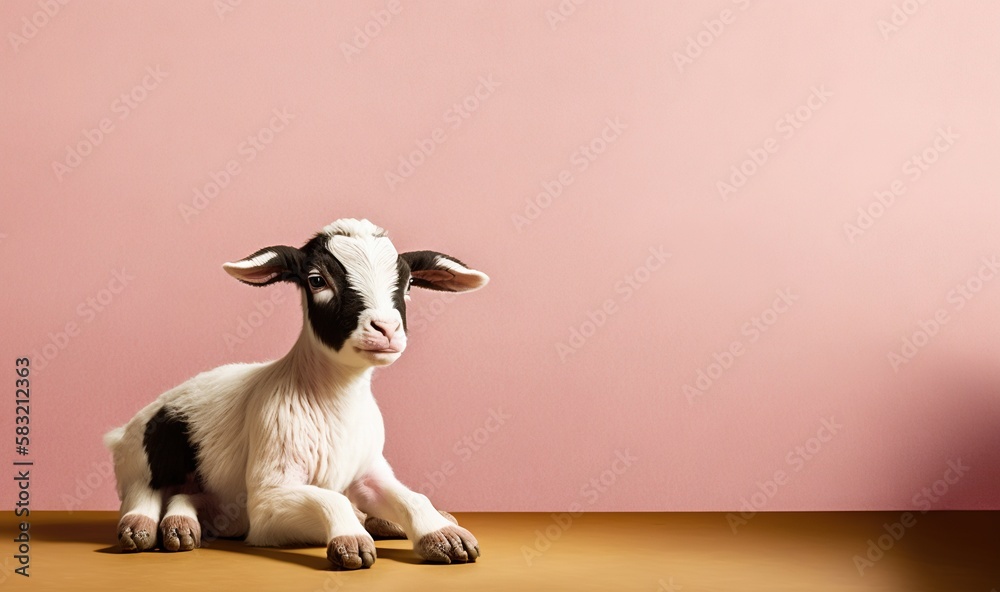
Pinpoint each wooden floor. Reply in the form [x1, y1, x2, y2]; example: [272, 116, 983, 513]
[1, 512, 997, 591]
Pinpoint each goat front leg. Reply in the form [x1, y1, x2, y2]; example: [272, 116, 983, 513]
[349, 458, 479, 564]
[246, 485, 376, 569]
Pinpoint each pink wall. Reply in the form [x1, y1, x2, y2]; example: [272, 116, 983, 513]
[2, 1, 999, 513]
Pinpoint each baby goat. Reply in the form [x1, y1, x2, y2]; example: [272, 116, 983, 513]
[104, 218, 488, 569]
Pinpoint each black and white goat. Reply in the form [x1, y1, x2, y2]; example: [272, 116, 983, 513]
[104, 218, 488, 569]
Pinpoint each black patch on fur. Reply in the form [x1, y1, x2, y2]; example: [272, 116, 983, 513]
[231, 245, 306, 287]
[394, 258, 410, 332]
[401, 250, 470, 292]
[143, 407, 201, 490]
[300, 234, 373, 351]
[400, 250, 441, 290]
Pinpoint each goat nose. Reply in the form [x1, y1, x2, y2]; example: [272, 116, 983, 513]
[369, 320, 399, 340]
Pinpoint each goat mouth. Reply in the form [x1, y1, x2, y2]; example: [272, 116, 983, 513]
[355, 346, 402, 355]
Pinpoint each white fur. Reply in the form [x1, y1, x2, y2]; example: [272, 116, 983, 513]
[105, 219, 462, 557]
[224, 251, 276, 269]
[328, 234, 399, 312]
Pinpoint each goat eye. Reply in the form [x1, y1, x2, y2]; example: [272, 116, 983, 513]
[308, 275, 327, 289]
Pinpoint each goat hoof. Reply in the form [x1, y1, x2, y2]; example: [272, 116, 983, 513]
[417, 525, 479, 564]
[118, 514, 157, 552]
[327, 534, 376, 569]
[364, 510, 456, 540]
[160, 515, 201, 551]
[365, 516, 407, 539]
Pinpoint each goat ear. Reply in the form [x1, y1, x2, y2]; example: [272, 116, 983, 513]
[400, 250, 489, 293]
[223, 246, 305, 286]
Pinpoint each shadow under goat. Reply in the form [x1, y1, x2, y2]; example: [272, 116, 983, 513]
[103, 218, 488, 570]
